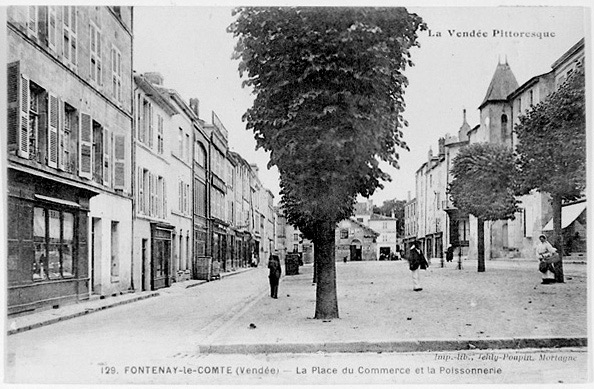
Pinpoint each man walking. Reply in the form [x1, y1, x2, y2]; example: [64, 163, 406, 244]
[408, 241, 429, 291]
[268, 254, 282, 298]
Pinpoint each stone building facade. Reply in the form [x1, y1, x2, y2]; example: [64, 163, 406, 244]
[6, 6, 134, 313]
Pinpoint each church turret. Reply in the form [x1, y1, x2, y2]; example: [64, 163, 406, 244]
[479, 59, 519, 145]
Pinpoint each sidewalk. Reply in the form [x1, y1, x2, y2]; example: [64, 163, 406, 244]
[6, 266, 254, 336]
[197, 260, 588, 354]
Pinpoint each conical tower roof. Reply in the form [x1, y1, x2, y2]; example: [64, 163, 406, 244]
[479, 61, 519, 109]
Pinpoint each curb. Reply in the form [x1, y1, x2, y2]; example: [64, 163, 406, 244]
[196, 337, 587, 354]
[7, 292, 160, 336]
[183, 268, 255, 289]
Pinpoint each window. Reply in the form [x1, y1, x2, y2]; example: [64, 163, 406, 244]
[293, 233, 298, 241]
[458, 220, 470, 243]
[92, 120, 103, 183]
[529, 90, 534, 106]
[340, 229, 349, 239]
[382, 222, 388, 230]
[110, 45, 122, 102]
[293, 244, 298, 252]
[48, 6, 57, 51]
[62, 103, 76, 172]
[178, 128, 184, 159]
[62, 6, 77, 68]
[33, 207, 75, 281]
[111, 221, 119, 279]
[157, 114, 164, 154]
[89, 22, 102, 85]
[195, 143, 206, 166]
[185, 134, 190, 163]
[195, 178, 207, 217]
[501, 114, 508, 141]
[356, 217, 363, 222]
[28, 6, 38, 36]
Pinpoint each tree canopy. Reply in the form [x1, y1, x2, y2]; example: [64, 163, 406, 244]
[228, 7, 425, 232]
[514, 68, 585, 282]
[448, 142, 519, 272]
[229, 7, 425, 318]
[515, 69, 586, 201]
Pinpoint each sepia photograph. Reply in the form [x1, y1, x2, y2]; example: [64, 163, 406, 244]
[2, 1, 591, 387]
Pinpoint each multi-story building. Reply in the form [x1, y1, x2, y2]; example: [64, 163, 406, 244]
[150, 78, 196, 283]
[416, 38, 585, 261]
[403, 196, 417, 257]
[191, 99, 211, 277]
[207, 112, 229, 271]
[6, 6, 134, 314]
[367, 213, 399, 259]
[132, 73, 178, 291]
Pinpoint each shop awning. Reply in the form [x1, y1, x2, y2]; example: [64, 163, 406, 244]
[543, 201, 586, 231]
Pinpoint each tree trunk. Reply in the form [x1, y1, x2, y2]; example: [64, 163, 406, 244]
[313, 221, 339, 319]
[552, 195, 565, 283]
[477, 217, 485, 272]
[312, 252, 318, 284]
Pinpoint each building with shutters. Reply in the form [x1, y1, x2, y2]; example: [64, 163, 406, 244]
[6, 6, 134, 314]
[150, 80, 197, 285]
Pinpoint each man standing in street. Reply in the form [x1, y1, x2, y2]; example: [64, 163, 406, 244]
[408, 241, 429, 291]
[268, 254, 282, 298]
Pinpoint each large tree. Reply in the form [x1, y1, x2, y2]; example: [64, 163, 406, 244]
[448, 143, 519, 272]
[229, 7, 425, 318]
[514, 69, 586, 283]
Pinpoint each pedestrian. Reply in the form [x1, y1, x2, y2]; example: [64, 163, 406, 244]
[446, 244, 454, 262]
[268, 254, 282, 298]
[408, 241, 428, 291]
[536, 234, 558, 284]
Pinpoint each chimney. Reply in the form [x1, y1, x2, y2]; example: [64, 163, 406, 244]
[144, 72, 164, 86]
[190, 98, 200, 119]
[438, 137, 445, 156]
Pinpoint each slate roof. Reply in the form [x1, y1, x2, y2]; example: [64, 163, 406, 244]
[479, 62, 519, 109]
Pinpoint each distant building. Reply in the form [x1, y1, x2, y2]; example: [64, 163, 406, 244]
[335, 219, 379, 261]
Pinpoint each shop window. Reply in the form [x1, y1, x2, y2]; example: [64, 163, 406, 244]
[32, 207, 75, 281]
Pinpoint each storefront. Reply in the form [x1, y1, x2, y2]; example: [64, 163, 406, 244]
[7, 169, 97, 315]
[150, 223, 174, 290]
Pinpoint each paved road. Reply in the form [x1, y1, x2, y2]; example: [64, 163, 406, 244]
[5, 267, 270, 383]
[4, 260, 589, 385]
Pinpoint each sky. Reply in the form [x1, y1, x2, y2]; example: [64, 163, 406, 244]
[133, 4, 587, 207]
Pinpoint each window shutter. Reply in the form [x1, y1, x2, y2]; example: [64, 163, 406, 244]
[58, 100, 65, 170]
[28, 6, 37, 35]
[113, 134, 126, 190]
[19, 74, 30, 159]
[79, 112, 92, 179]
[7, 62, 20, 153]
[47, 93, 59, 168]
[48, 6, 56, 51]
[163, 179, 167, 218]
[103, 128, 110, 185]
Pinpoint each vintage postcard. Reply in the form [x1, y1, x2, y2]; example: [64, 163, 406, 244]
[2, 2, 591, 387]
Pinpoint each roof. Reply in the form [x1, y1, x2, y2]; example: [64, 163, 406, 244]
[369, 213, 397, 221]
[154, 86, 198, 122]
[479, 62, 519, 109]
[348, 218, 380, 237]
[507, 71, 553, 101]
[551, 38, 585, 70]
[134, 74, 178, 116]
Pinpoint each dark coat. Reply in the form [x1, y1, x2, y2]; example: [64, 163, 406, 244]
[268, 256, 281, 280]
[409, 248, 428, 271]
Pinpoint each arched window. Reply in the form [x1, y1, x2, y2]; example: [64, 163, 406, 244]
[501, 114, 508, 141]
[194, 142, 206, 167]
